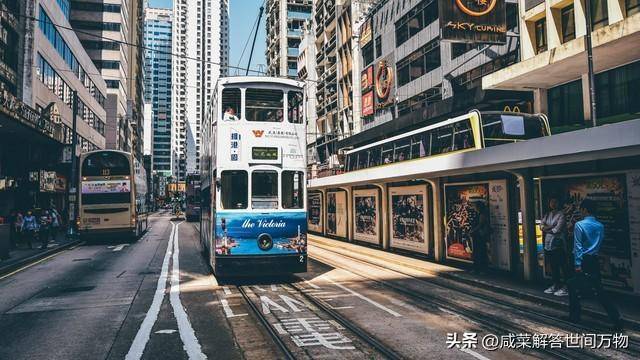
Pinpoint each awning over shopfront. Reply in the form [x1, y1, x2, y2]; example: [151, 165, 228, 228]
[309, 118, 640, 189]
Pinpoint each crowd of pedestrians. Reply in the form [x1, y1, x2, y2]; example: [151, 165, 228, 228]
[7, 207, 63, 251]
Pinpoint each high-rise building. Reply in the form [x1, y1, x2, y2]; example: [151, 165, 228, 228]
[143, 7, 173, 178]
[70, 0, 136, 153]
[266, 0, 312, 78]
[172, 0, 229, 180]
[127, 0, 146, 159]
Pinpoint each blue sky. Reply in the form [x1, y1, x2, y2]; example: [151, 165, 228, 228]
[147, 0, 267, 75]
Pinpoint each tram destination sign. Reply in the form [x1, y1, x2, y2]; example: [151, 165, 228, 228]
[252, 147, 279, 160]
[439, 0, 507, 44]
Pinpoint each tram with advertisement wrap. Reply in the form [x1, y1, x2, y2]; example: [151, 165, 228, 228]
[200, 77, 307, 276]
[78, 150, 148, 241]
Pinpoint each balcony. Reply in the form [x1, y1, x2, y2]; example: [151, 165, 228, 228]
[287, 47, 300, 57]
[287, 10, 311, 20]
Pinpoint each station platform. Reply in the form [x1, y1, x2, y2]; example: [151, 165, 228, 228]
[308, 234, 640, 330]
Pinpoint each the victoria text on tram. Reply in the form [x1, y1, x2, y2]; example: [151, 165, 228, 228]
[200, 77, 307, 276]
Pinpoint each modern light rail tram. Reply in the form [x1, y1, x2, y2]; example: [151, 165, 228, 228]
[78, 150, 148, 241]
[200, 76, 307, 276]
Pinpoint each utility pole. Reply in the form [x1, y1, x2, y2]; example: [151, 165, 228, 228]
[246, 6, 264, 76]
[67, 91, 79, 237]
[584, 0, 597, 127]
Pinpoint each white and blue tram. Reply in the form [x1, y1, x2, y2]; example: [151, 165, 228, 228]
[200, 77, 307, 276]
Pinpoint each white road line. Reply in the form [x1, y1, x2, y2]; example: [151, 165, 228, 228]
[220, 299, 248, 318]
[222, 286, 232, 296]
[322, 276, 402, 317]
[304, 279, 321, 289]
[169, 222, 207, 359]
[459, 347, 492, 360]
[112, 244, 128, 252]
[125, 222, 176, 360]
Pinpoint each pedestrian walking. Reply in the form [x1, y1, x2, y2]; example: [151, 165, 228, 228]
[49, 208, 61, 241]
[567, 199, 623, 330]
[541, 197, 569, 296]
[13, 211, 24, 250]
[39, 210, 52, 250]
[21, 211, 38, 249]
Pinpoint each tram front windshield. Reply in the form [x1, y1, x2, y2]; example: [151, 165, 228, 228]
[482, 113, 549, 146]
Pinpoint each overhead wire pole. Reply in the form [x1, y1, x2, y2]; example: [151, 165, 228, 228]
[584, 0, 598, 127]
[246, 6, 264, 76]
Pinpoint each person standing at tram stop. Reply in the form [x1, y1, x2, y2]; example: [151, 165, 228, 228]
[541, 197, 570, 297]
[567, 199, 623, 331]
[21, 211, 38, 250]
[38, 210, 52, 250]
[470, 202, 490, 274]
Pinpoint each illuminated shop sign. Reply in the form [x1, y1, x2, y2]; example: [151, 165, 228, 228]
[440, 0, 507, 44]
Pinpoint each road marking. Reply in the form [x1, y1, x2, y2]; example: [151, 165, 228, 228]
[220, 299, 248, 318]
[270, 284, 278, 291]
[169, 222, 206, 359]
[222, 286, 232, 295]
[155, 329, 177, 334]
[125, 222, 176, 360]
[322, 276, 402, 317]
[111, 244, 128, 252]
[459, 347, 492, 360]
[304, 279, 321, 289]
[0, 248, 71, 281]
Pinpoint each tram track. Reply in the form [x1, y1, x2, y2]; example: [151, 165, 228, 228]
[236, 282, 402, 360]
[309, 244, 640, 360]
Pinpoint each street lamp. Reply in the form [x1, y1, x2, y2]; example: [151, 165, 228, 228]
[67, 91, 79, 237]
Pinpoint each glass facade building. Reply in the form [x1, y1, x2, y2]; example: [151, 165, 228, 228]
[143, 8, 173, 176]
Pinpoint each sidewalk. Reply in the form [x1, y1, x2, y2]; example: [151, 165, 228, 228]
[0, 230, 81, 276]
[309, 234, 640, 330]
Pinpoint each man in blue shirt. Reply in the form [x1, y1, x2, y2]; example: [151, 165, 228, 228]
[567, 199, 622, 330]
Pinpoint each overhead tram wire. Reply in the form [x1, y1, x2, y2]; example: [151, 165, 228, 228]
[234, 1, 265, 76]
[2, 10, 266, 76]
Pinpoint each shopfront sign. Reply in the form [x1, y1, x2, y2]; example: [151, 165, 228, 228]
[374, 59, 394, 109]
[362, 91, 374, 116]
[0, 88, 63, 143]
[39, 170, 57, 192]
[439, 0, 507, 44]
[361, 66, 373, 90]
[359, 19, 372, 47]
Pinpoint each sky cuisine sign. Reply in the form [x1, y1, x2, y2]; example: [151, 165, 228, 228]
[440, 0, 507, 44]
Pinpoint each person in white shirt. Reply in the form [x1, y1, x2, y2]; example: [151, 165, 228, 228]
[541, 196, 569, 296]
[223, 106, 239, 121]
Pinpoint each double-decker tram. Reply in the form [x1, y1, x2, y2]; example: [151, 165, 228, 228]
[78, 150, 148, 241]
[200, 77, 307, 276]
[345, 110, 550, 171]
[185, 173, 201, 222]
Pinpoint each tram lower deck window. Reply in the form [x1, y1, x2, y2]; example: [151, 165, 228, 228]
[251, 170, 278, 209]
[282, 171, 304, 209]
[221, 170, 247, 209]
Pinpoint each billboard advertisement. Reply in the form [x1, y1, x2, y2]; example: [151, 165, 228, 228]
[362, 91, 374, 116]
[389, 185, 429, 253]
[488, 180, 511, 271]
[361, 66, 373, 91]
[542, 174, 634, 292]
[444, 183, 490, 263]
[82, 180, 131, 194]
[374, 59, 394, 109]
[308, 192, 323, 233]
[327, 191, 347, 238]
[439, 0, 507, 44]
[353, 189, 379, 244]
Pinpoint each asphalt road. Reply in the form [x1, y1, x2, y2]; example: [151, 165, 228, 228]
[1, 212, 636, 359]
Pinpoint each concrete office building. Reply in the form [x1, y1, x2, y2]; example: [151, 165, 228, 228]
[297, 22, 318, 175]
[143, 7, 173, 178]
[1, 0, 107, 213]
[483, 0, 640, 132]
[266, 0, 312, 77]
[172, 0, 229, 180]
[70, 0, 135, 153]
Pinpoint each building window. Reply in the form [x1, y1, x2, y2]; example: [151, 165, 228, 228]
[362, 43, 374, 66]
[561, 5, 576, 43]
[451, 43, 474, 60]
[595, 60, 640, 121]
[375, 36, 382, 58]
[535, 18, 547, 54]
[106, 80, 120, 89]
[548, 79, 584, 132]
[394, 0, 438, 47]
[590, 0, 608, 30]
[397, 39, 440, 87]
[70, 1, 121, 13]
[628, 0, 640, 15]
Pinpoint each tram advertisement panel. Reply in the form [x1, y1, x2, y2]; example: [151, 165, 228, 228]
[308, 192, 323, 233]
[353, 189, 380, 244]
[327, 191, 347, 238]
[542, 174, 633, 292]
[389, 186, 429, 253]
[214, 211, 307, 256]
[444, 184, 490, 263]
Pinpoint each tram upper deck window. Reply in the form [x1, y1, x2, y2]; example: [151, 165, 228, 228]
[382, 144, 394, 164]
[357, 150, 369, 170]
[431, 124, 454, 155]
[82, 152, 130, 176]
[221, 170, 247, 209]
[246, 88, 284, 122]
[452, 120, 475, 151]
[482, 113, 548, 147]
[282, 171, 304, 209]
[288, 91, 303, 124]
[368, 147, 381, 167]
[221, 88, 241, 121]
[394, 138, 410, 162]
[251, 170, 278, 209]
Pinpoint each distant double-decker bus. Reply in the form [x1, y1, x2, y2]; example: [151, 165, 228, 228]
[200, 76, 307, 276]
[185, 173, 201, 222]
[78, 150, 148, 241]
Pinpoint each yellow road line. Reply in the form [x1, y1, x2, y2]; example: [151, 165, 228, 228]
[0, 247, 73, 281]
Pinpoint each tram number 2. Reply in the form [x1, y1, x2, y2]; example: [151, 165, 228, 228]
[299, 255, 305, 263]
